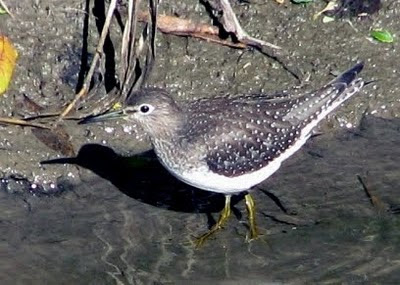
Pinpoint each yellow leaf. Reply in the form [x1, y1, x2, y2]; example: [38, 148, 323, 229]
[112, 102, 122, 110]
[0, 36, 18, 95]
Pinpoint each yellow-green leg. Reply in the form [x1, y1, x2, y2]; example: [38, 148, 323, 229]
[195, 195, 232, 247]
[245, 193, 259, 241]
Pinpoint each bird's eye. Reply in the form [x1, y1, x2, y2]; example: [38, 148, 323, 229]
[138, 104, 154, 115]
[140, 105, 149, 113]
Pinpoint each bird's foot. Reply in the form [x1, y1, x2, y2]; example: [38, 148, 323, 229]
[245, 193, 260, 242]
[194, 195, 232, 248]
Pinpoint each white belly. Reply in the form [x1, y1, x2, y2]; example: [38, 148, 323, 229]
[158, 130, 310, 194]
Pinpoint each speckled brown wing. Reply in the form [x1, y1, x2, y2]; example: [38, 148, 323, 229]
[185, 95, 301, 177]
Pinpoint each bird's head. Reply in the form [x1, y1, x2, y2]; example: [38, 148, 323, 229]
[81, 88, 186, 139]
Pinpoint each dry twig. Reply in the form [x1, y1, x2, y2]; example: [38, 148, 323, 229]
[218, 0, 281, 50]
[0, 117, 50, 129]
[59, 0, 118, 119]
[0, 0, 14, 18]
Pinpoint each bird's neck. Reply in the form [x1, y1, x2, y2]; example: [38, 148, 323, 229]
[145, 114, 189, 148]
[149, 125, 188, 147]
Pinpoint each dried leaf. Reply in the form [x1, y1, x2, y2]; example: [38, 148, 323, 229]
[14, 94, 45, 116]
[137, 11, 281, 50]
[0, 36, 18, 95]
[32, 125, 76, 156]
[138, 11, 218, 36]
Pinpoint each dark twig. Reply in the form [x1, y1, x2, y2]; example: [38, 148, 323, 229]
[357, 174, 387, 213]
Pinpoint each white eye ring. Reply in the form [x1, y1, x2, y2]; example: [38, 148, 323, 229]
[138, 104, 154, 115]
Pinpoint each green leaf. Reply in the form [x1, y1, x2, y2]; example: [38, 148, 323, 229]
[370, 29, 394, 43]
[292, 0, 314, 4]
[0, 7, 7, 15]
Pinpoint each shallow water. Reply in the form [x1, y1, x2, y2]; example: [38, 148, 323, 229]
[1, 116, 399, 284]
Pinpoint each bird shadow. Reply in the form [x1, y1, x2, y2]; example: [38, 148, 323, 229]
[42, 144, 247, 226]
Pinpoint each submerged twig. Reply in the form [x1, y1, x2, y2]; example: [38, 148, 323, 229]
[357, 174, 387, 213]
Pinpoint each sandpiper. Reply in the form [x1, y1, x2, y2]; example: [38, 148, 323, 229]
[81, 62, 365, 246]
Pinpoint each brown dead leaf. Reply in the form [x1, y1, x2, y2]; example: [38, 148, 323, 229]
[138, 11, 218, 36]
[32, 124, 76, 156]
[139, 2, 280, 50]
[14, 94, 45, 116]
[137, 11, 248, 49]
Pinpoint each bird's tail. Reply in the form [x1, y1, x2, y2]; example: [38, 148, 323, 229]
[284, 62, 365, 125]
[329, 62, 364, 88]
